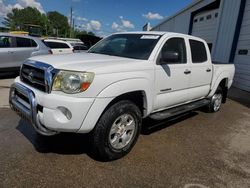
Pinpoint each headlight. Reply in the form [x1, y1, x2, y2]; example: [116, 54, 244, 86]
[52, 70, 95, 94]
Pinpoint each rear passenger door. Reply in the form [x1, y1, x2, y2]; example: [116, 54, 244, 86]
[11, 37, 38, 67]
[188, 39, 212, 100]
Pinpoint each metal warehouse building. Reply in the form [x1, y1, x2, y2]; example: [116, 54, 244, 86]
[147, 0, 250, 92]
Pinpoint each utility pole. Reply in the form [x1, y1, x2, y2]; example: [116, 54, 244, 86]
[72, 18, 75, 38]
[69, 6, 73, 38]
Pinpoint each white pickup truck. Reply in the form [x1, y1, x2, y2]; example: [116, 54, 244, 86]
[9, 32, 235, 160]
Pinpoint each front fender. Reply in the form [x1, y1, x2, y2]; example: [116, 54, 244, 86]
[97, 78, 153, 114]
[77, 78, 153, 133]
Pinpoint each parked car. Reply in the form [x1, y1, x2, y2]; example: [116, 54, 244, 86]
[43, 39, 87, 54]
[9, 32, 235, 161]
[62, 38, 88, 52]
[0, 33, 51, 71]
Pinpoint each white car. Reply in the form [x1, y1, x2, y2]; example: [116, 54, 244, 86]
[43, 39, 87, 54]
[10, 32, 235, 160]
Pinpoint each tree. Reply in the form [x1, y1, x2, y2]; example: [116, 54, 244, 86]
[87, 31, 95, 36]
[3, 7, 47, 34]
[73, 29, 96, 37]
[47, 11, 70, 37]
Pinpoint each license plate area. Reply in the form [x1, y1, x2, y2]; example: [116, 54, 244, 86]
[10, 87, 32, 122]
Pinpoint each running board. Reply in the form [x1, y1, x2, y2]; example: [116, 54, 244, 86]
[150, 99, 210, 121]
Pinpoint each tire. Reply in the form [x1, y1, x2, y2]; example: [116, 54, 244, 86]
[207, 86, 223, 113]
[90, 100, 142, 161]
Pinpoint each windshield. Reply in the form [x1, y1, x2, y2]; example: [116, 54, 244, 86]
[88, 34, 161, 60]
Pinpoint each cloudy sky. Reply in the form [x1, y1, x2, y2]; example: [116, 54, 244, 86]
[0, 0, 192, 36]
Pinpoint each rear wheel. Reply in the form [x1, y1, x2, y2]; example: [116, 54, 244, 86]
[207, 86, 223, 112]
[90, 100, 142, 161]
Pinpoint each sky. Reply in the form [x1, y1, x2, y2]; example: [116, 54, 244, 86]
[0, 0, 192, 36]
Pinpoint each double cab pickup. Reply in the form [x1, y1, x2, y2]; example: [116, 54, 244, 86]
[9, 32, 235, 160]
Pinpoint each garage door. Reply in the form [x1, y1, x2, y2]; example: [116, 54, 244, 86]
[234, 0, 250, 91]
[192, 9, 219, 50]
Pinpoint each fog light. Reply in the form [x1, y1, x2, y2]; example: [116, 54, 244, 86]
[57, 107, 72, 120]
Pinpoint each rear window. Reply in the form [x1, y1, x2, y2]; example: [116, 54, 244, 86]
[189, 39, 208, 63]
[16, 37, 37, 47]
[44, 41, 70, 49]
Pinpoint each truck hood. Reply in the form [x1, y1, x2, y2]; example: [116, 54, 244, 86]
[29, 53, 149, 74]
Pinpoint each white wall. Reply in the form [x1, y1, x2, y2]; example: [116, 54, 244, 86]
[192, 9, 219, 44]
[151, 0, 216, 34]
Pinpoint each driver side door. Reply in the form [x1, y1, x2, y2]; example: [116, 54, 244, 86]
[154, 37, 191, 111]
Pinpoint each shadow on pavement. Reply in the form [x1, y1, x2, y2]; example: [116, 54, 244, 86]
[16, 119, 91, 155]
[16, 111, 198, 160]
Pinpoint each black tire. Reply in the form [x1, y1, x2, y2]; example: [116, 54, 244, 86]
[207, 86, 223, 113]
[90, 100, 142, 161]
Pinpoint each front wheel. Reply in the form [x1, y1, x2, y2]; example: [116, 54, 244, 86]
[207, 86, 223, 113]
[90, 100, 142, 161]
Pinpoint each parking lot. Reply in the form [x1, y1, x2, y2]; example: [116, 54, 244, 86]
[1, 78, 250, 188]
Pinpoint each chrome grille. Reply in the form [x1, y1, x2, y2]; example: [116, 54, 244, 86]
[21, 64, 46, 92]
[20, 61, 57, 93]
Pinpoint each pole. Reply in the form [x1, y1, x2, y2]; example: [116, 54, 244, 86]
[72, 18, 75, 38]
[70, 6, 73, 38]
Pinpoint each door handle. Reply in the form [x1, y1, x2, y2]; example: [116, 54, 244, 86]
[206, 68, 211, 72]
[184, 70, 191, 74]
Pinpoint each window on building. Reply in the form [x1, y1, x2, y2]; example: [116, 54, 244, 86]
[194, 19, 198, 23]
[189, 39, 208, 63]
[160, 37, 187, 64]
[200, 17, 204, 21]
[215, 13, 218, 18]
[206, 15, 212, 20]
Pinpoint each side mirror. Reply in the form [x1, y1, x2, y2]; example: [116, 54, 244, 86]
[161, 51, 179, 64]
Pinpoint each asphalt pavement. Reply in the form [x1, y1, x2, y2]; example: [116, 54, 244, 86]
[0, 78, 250, 188]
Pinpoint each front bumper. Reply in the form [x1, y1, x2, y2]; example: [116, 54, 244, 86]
[9, 79, 95, 136]
[9, 82, 57, 136]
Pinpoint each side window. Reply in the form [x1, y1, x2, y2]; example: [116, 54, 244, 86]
[31, 39, 38, 47]
[160, 37, 187, 64]
[0, 36, 14, 48]
[73, 45, 88, 51]
[16, 37, 31, 47]
[189, 39, 208, 63]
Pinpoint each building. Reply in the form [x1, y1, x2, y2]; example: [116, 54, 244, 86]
[0, 27, 10, 32]
[149, 0, 250, 92]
